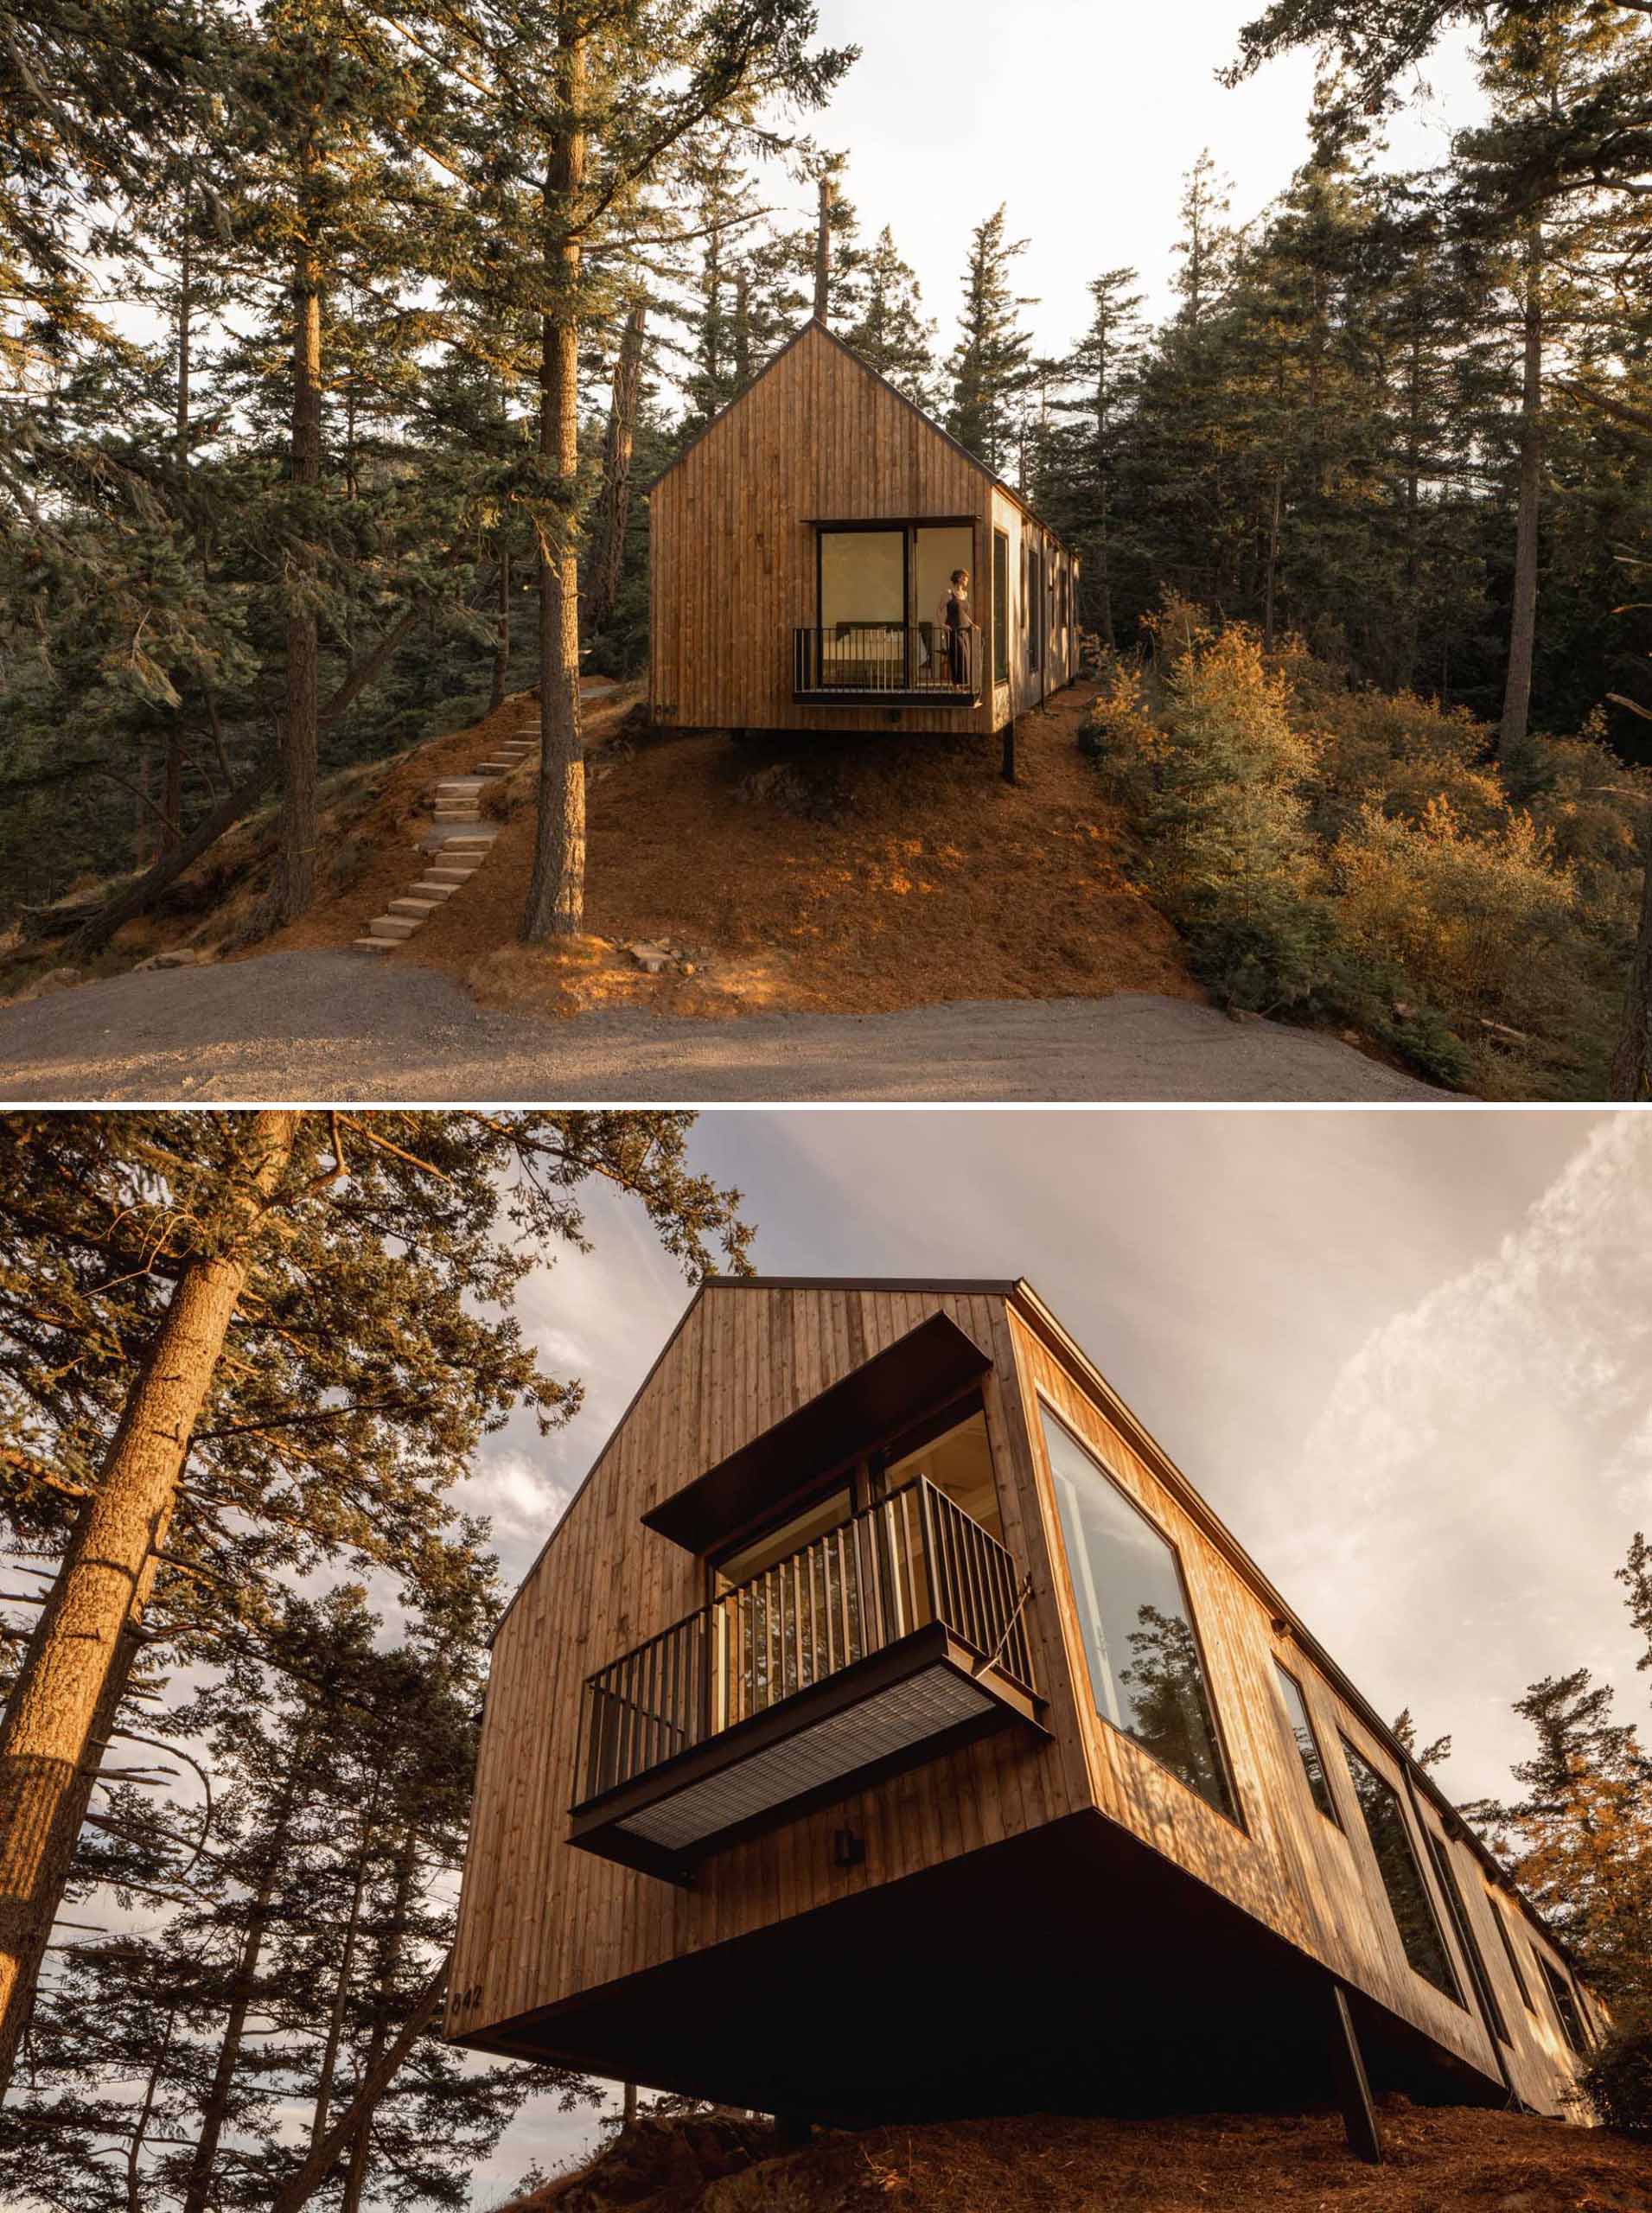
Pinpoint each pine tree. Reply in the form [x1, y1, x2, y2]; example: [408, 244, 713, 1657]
[1049, 267, 1145, 638]
[0, 1109, 752, 2099]
[421, 0, 854, 944]
[947, 207, 1036, 476]
[1464, 1667, 1652, 2012]
[843, 226, 939, 407]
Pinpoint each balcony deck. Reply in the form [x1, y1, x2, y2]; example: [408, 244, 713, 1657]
[569, 1478, 1043, 1884]
[792, 625, 982, 707]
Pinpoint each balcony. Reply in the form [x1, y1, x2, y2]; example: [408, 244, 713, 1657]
[569, 1477, 1042, 1883]
[793, 625, 981, 706]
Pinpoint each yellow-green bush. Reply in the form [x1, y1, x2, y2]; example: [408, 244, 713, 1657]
[1333, 799, 1587, 1031]
[1084, 604, 1642, 1094]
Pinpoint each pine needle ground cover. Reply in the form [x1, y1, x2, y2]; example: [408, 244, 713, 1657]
[260, 682, 1196, 1020]
[501, 2104, 1650, 2213]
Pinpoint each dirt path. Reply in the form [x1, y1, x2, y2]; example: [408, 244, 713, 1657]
[0, 951, 1445, 1101]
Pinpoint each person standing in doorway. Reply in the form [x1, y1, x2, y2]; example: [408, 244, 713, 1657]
[944, 568, 977, 690]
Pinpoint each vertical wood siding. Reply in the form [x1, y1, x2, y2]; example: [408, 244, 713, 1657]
[1005, 1307, 1588, 2118]
[648, 325, 1075, 738]
[449, 1281, 1588, 2122]
[449, 1285, 1088, 2043]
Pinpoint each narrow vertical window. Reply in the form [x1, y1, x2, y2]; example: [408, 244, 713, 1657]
[992, 531, 1009, 684]
[1425, 1830, 1510, 2044]
[1535, 1952, 1590, 2053]
[1041, 1406, 1235, 1821]
[1340, 1739, 1461, 2002]
[1273, 1662, 1339, 1824]
[1489, 1892, 1537, 2012]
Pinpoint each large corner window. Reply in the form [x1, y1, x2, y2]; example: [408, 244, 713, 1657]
[1041, 1406, 1234, 1821]
[1273, 1662, 1339, 1825]
[992, 530, 1009, 684]
[1341, 1739, 1461, 2002]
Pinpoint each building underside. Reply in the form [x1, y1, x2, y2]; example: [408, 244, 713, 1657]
[453, 1810, 1506, 2130]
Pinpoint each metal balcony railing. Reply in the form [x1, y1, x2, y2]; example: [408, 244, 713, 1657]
[574, 1476, 1034, 1809]
[792, 624, 980, 698]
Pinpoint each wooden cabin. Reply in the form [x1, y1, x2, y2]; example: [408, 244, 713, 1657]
[647, 322, 1079, 744]
[447, 1278, 1603, 2150]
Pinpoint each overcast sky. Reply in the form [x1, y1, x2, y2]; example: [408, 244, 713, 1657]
[754, 0, 1485, 358]
[469, 1103, 1652, 2193]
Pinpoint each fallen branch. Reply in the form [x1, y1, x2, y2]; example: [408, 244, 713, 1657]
[63, 765, 269, 957]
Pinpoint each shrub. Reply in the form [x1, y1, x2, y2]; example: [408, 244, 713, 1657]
[1579, 2023, 1652, 2140]
[1332, 798, 1585, 1030]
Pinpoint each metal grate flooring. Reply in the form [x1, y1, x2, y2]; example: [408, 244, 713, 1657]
[616, 1666, 994, 1854]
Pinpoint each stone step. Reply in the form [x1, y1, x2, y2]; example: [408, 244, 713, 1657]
[411, 882, 459, 900]
[436, 777, 488, 794]
[354, 937, 397, 953]
[369, 915, 421, 941]
[429, 866, 478, 884]
[390, 896, 442, 917]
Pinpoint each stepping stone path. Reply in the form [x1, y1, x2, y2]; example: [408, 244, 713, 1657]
[354, 714, 539, 953]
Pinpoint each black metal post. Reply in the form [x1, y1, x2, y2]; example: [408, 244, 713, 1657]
[1330, 1984, 1383, 2165]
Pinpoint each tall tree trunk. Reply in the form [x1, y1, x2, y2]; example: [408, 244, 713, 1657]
[338, 1827, 418, 2213]
[1263, 469, 1283, 651]
[1500, 224, 1544, 758]
[176, 175, 192, 472]
[182, 1819, 295, 2213]
[521, 26, 588, 944]
[813, 176, 836, 322]
[1611, 820, 1652, 1100]
[0, 1113, 298, 2100]
[584, 300, 646, 640]
[308, 1777, 381, 2152]
[1401, 316, 1423, 693]
[279, 219, 324, 924]
[127, 2000, 179, 2213]
[623, 2081, 638, 2127]
[163, 732, 184, 856]
[490, 544, 511, 712]
[269, 1951, 450, 2213]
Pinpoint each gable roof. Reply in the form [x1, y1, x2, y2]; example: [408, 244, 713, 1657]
[644, 317, 1073, 553]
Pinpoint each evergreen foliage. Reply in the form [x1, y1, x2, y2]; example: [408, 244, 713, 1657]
[0, 1110, 753, 2204]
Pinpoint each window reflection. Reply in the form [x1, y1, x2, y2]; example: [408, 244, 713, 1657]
[883, 1406, 1000, 1538]
[1340, 1739, 1461, 2001]
[1274, 1662, 1339, 1824]
[1041, 1406, 1234, 1821]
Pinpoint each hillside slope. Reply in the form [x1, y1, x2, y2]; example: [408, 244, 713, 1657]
[260, 680, 1197, 1020]
[507, 2105, 1643, 2213]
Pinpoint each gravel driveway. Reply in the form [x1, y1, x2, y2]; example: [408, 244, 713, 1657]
[0, 952, 1446, 1102]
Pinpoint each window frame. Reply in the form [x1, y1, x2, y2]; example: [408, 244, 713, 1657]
[1338, 1734, 1464, 2006]
[1272, 1660, 1342, 1827]
[703, 1384, 1001, 1598]
[1488, 1890, 1538, 2014]
[811, 515, 980, 644]
[992, 529, 1010, 686]
[1036, 1394, 1243, 1830]
[1534, 1948, 1591, 2054]
[1424, 1827, 1511, 2046]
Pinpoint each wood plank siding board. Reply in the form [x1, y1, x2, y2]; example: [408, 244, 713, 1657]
[449, 1278, 1592, 2122]
[647, 321, 1075, 737]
